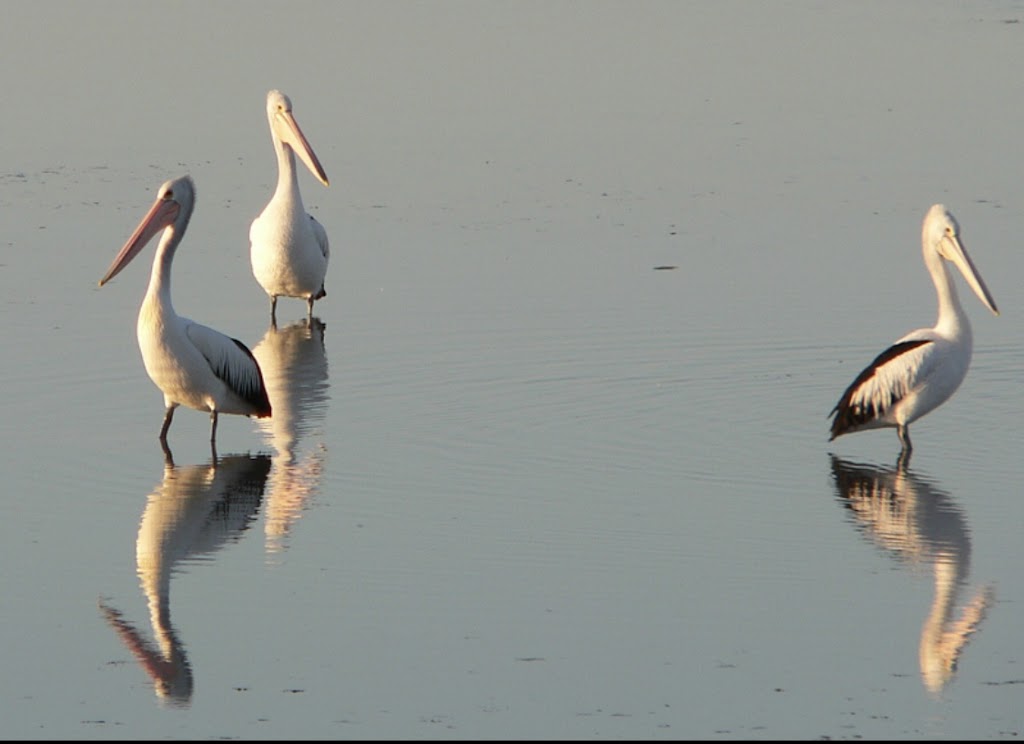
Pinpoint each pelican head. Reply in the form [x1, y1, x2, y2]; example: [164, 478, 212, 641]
[266, 89, 329, 187]
[923, 204, 999, 316]
[98, 176, 195, 287]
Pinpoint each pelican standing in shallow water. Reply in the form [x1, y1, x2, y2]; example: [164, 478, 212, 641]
[829, 204, 999, 456]
[250, 89, 330, 324]
[99, 176, 272, 452]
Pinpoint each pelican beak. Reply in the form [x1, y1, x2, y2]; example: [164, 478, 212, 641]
[275, 109, 329, 187]
[945, 234, 999, 316]
[98, 197, 180, 287]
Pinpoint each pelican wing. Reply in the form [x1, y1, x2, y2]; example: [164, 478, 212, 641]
[310, 214, 328, 300]
[185, 321, 272, 417]
[310, 214, 329, 262]
[829, 338, 934, 438]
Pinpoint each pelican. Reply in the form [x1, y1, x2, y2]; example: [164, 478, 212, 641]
[829, 204, 999, 454]
[99, 176, 272, 451]
[250, 89, 330, 324]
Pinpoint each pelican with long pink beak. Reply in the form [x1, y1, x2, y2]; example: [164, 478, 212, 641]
[99, 175, 272, 452]
[250, 89, 330, 324]
[829, 204, 999, 457]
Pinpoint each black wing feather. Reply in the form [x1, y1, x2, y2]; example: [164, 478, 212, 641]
[829, 339, 931, 439]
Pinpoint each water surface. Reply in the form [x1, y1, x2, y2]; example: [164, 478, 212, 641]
[2, 1, 1024, 739]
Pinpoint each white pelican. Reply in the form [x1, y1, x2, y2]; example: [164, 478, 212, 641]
[99, 176, 272, 451]
[250, 89, 330, 324]
[829, 204, 999, 454]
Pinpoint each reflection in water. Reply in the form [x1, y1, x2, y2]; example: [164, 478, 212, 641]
[251, 317, 330, 554]
[830, 455, 994, 695]
[99, 453, 271, 707]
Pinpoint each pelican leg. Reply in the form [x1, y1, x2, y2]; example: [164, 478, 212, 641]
[208, 409, 220, 461]
[160, 439, 175, 467]
[159, 405, 177, 443]
[897, 424, 913, 453]
[270, 295, 278, 326]
[896, 446, 912, 471]
[307, 295, 315, 322]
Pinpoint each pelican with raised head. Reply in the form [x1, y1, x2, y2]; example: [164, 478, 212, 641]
[829, 204, 999, 455]
[250, 89, 330, 324]
[99, 176, 272, 452]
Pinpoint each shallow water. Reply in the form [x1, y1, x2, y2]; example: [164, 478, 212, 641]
[3, 1, 1024, 739]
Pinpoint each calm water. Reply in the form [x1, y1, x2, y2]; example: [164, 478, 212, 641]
[3, 1, 1024, 739]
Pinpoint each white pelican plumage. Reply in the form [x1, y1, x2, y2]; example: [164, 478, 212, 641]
[99, 176, 272, 451]
[250, 89, 330, 324]
[829, 204, 999, 455]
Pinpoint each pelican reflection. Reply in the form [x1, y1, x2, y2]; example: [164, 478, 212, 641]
[251, 317, 329, 554]
[99, 452, 271, 707]
[829, 454, 994, 694]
